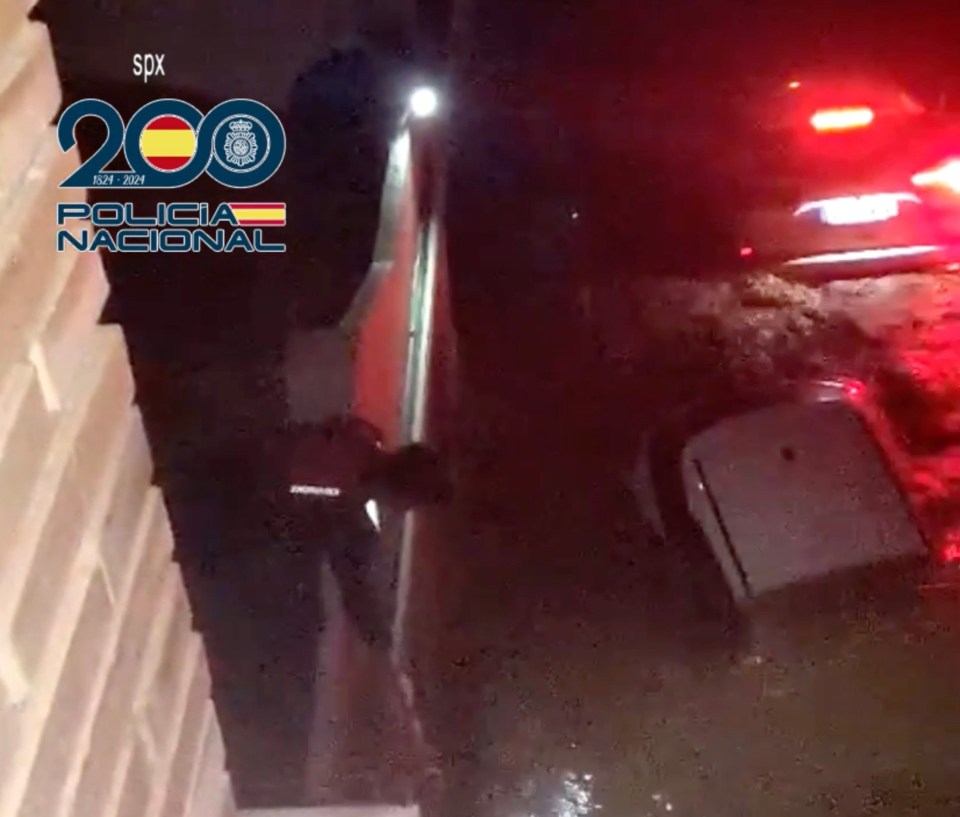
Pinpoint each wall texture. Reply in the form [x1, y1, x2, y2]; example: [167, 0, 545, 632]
[350, 143, 420, 451]
[0, 8, 237, 817]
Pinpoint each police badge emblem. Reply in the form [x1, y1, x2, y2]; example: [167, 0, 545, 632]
[209, 109, 280, 180]
[223, 119, 258, 168]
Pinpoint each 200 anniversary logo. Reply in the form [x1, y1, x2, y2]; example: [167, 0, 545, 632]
[57, 97, 288, 253]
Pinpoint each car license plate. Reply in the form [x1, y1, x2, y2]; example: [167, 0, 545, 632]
[818, 195, 900, 226]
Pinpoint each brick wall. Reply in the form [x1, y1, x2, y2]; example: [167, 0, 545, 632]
[0, 8, 237, 817]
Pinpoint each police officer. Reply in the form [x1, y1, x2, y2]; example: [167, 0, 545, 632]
[287, 414, 449, 800]
[287, 414, 450, 649]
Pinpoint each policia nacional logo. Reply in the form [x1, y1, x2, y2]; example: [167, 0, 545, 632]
[58, 97, 285, 189]
[56, 97, 287, 253]
[218, 117, 262, 169]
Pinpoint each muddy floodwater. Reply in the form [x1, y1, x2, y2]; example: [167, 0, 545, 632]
[419, 271, 960, 817]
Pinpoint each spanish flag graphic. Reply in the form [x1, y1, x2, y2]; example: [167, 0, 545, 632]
[139, 115, 197, 171]
[228, 203, 287, 226]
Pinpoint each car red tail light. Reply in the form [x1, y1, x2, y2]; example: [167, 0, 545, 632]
[912, 159, 960, 194]
[810, 106, 875, 132]
[940, 540, 960, 565]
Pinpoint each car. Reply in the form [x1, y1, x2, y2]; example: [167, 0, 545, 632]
[735, 75, 960, 276]
[630, 376, 959, 606]
[624, 378, 960, 815]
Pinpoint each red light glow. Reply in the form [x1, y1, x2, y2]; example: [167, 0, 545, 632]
[842, 379, 866, 399]
[912, 159, 960, 194]
[739, 245, 755, 258]
[810, 106, 875, 132]
[941, 541, 960, 565]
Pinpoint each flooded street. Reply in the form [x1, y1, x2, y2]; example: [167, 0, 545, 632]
[419, 270, 960, 817]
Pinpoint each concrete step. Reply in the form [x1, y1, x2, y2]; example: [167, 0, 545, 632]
[240, 808, 420, 817]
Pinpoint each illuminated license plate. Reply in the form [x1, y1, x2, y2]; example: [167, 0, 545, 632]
[818, 195, 900, 226]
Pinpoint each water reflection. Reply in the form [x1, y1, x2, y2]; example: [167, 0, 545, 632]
[649, 792, 674, 814]
[554, 771, 600, 816]
[506, 771, 691, 817]
[506, 770, 601, 817]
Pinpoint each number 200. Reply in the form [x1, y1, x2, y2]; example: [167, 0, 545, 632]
[57, 97, 286, 190]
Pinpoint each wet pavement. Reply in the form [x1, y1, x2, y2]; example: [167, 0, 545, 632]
[417, 270, 960, 817]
